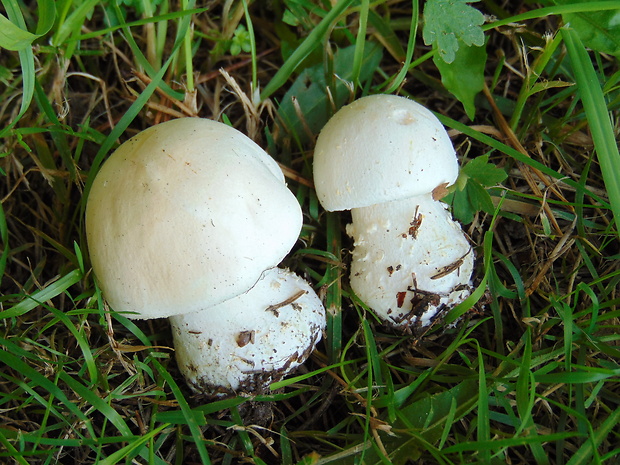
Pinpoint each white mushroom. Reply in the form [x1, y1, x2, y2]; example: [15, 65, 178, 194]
[313, 94, 473, 332]
[86, 117, 325, 393]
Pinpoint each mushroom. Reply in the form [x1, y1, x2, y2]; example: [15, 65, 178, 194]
[86, 117, 325, 393]
[313, 94, 473, 332]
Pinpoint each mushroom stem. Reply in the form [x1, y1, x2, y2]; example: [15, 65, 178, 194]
[169, 267, 325, 394]
[346, 193, 474, 331]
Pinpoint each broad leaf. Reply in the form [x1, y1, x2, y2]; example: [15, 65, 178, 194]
[449, 155, 507, 223]
[462, 154, 508, 186]
[422, 0, 485, 63]
[433, 38, 487, 119]
[560, 1, 620, 56]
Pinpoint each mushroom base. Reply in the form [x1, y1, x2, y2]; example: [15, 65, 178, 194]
[346, 194, 474, 332]
[170, 268, 325, 394]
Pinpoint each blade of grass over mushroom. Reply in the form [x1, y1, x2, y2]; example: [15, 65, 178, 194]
[442, 229, 493, 326]
[269, 358, 359, 391]
[561, 26, 620, 236]
[260, 0, 355, 101]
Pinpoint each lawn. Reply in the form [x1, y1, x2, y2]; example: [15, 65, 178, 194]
[1, 1, 619, 464]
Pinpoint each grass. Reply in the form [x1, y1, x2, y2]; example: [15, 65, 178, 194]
[1, 0, 619, 464]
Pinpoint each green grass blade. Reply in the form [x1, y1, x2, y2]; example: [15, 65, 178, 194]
[52, 0, 99, 47]
[0, 269, 82, 319]
[351, 0, 369, 88]
[0, 0, 36, 134]
[565, 407, 620, 465]
[384, 0, 419, 93]
[0, 341, 95, 437]
[151, 359, 212, 464]
[442, 432, 582, 454]
[0, 0, 55, 50]
[242, 0, 257, 94]
[83, 35, 187, 203]
[0, 13, 37, 50]
[72, 8, 207, 42]
[98, 423, 170, 465]
[435, 113, 606, 205]
[476, 342, 491, 464]
[0, 430, 30, 465]
[45, 305, 99, 385]
[487, 2, 620, 30]
[325, 212, 343, 363]
[59, 371, 133, 436]
[0, 202, 8, 280]
[260, 0, 355, 101]
[561, 26, 620, 236]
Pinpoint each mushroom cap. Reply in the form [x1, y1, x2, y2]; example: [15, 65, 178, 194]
[313, 94, 459, 211]
[170, 267, 325, 393]
[85, 118, 303, 319]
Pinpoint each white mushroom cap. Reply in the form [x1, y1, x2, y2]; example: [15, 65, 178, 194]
[313, 94, 458, 211]
[85, 118, 303, 319]
[170, 267, 325, 393]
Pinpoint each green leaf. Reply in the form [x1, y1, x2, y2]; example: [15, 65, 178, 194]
[466, 180, 495, 214]
[559, 0, 620, 56]
[0, 14, 38, 50]
[451, 184, 475, 224]
[462, 154, 508, 186]
[422, 0, 485, 63]
[449, 155, 507, 223]
[433, 38, 486, 119]
[0, 0, 55, 50]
